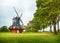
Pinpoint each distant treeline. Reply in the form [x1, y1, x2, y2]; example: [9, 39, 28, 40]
[0, 26, 12, 32]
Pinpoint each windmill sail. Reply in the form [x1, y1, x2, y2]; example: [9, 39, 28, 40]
[20, 19, 23, 25]
[20, 13, 22, 18]
[20, 13, 24, 25]
[13, 7, 19, 17]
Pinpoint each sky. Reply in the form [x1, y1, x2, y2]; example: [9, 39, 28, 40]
[0, 0, 37, 27]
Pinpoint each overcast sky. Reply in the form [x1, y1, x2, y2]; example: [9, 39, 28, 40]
[0, 0, 37, 27]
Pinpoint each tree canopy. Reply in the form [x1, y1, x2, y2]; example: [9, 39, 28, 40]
[27, 0, 60, 35]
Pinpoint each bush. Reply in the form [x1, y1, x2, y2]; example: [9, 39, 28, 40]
[0, 26, 9, 32]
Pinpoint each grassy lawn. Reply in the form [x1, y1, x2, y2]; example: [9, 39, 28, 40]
[0, 32, 60, 43]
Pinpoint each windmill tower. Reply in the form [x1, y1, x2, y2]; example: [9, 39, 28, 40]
[10, 7, 24, 33]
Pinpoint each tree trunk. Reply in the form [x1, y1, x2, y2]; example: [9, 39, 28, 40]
[43, 29, 44, 32]
[53, 20, 57, 35]
[57, 20, 59, 32]
[50, 21, 52, 32]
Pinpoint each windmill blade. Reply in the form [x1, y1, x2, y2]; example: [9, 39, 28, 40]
[20, 19, 24, 25]
[20, 13, 22, 18]
[13, 7, 19, 17]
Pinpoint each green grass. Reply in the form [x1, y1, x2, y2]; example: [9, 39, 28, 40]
[0, 32, 60, 43]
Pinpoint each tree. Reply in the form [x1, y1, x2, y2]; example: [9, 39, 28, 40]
[34, 0, 60, 35]
[0, 26, 9, 32]
[46, 1, 60, 35]
[8, 25, 13, 30]
[34, 7, 50, 31]
[57, 15, 60, 32]
[50, 20, 52, 32]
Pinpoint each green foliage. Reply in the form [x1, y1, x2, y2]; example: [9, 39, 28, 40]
[0, 26, 9, 32]
[8, 25, 13, 30]
[26, 0, 60, 33]
[34, 0, 60, 34]
[36, 0, 53, 9]
[24, 25, 32, 32]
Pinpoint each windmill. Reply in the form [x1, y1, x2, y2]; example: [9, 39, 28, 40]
[10, 7, 24, 33]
